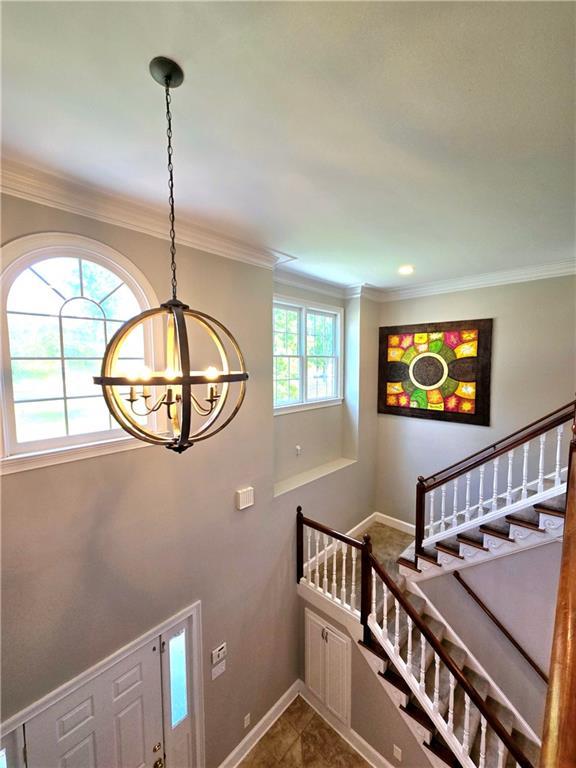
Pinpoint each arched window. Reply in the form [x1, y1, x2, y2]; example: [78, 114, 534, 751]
[1, 234, 157, 464]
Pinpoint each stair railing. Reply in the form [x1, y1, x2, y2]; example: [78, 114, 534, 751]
[367, 553, 533, 768]
[540, 435, 576, 768]
[296, 509, 534, 768]
[415, 400, 576, 557]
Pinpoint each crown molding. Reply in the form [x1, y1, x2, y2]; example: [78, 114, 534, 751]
[345, 284, 382, 302]
[376, 261, 576, 302]
[273, 268, 346, 299]
[1, 159, 295, 271]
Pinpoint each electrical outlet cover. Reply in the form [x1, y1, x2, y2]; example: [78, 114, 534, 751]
[211, 660, 226, 680]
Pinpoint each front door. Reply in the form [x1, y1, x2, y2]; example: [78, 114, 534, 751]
[25, 638, 164, 768]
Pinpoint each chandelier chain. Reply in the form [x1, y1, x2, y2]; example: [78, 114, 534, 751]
[165, 80, 178, 300]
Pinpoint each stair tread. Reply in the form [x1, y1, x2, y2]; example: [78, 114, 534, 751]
[378, 666, 411, 696]
[506, 513, 543, 531]
[358, 638, 387, 662]
[424, 736, 464, 768]
[457, 532, 488, 551]
[452, 668, 490, 746]
[534, 493, 566, 515]
[397, 556, 421, 572]
[419, 549, 441, 566]
[400, 700, 435, 732]
[435, 541, 464, 559]
[506, 507, 541, 526]
[400, 614, 446, 676]
[480, 518, 511, 539]
[507, 729, 541, 768]
[424, 640, 468, 716]
[470, 697, 515, 767]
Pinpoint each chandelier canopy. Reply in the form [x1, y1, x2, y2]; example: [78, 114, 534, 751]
[94, 57, 248, 453]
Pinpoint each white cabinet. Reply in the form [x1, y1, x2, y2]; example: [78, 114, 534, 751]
[304, 609, 351, 725]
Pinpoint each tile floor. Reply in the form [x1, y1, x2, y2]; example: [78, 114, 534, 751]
[238, 696, 371, 767]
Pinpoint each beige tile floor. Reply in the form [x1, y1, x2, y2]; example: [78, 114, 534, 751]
[238, 696, 371, 767]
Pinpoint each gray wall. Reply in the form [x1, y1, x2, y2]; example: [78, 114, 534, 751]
[420, 541, 562, 734]
[376, 277, 576, 523]
[0, 195, 377, 766]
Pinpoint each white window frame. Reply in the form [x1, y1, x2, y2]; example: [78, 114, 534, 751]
[0, 233, 160, 474]
[273, 294, 344, 415]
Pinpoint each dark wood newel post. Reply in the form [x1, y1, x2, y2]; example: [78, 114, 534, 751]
[360, 534, 373, 644]
[415, 476, 426, 557]
[296, 506, 304, 583]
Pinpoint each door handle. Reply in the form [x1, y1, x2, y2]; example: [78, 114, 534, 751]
[153, 743, 162, 753]
[153, 759, 164, 768]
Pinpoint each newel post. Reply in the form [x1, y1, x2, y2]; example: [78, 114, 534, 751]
[296, 506, 304, 583]
[415, 476, 426, 557]
[360, 534, 373, 645]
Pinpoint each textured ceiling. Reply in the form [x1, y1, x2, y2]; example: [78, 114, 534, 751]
[2, 1, 574, 287]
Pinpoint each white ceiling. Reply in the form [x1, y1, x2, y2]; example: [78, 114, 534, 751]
[2, 1, 574, 288]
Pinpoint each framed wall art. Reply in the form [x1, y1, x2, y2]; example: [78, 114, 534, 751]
[378, 319, 493, 425]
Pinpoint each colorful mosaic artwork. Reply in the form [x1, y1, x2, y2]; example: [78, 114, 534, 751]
[378, 319, 493, 425]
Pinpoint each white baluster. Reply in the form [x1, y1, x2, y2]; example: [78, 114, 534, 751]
[314, 530, 320, 589]
[441, 486, 447, 531]
[479, 716, 487, 768]
[465, 473, 471, 522]
[429, 490, 436, 533]
[538, 433, 546, 492]
[453, 478, 459, 523]
[394, 599, 400, 654]
[323, 534, 329, 594]
[371, 571, 376, 617]
[419, 636, 426, 690]
[522, 442, 530, 498]
[406, 616, 413, 672]
[447, 673, 455, 732]
[497, 741, 506, 768]
[331, 540, 338, 598]
[305, 528, 312, 582]
[433, 654, 440, 712]
[350, 547, 357, 611]
[478, 465, 485, 516]
[463, 694, 471, 753]
[492, 456, 500, 510]
[383, 583, 389, 636]
[555, 425, 564, 485]
[340, 543, 347, 605]
[506, 450, 514, 505]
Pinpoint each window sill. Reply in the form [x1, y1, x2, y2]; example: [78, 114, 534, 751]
[273, 457, 357, 497]
[0, 436, 150, 475]
[274, 398, 343, 416]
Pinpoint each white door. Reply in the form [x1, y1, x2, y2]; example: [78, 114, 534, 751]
[1, 727, 25, 768]
[26, 638, 164, 768]
[304, 609, 351, 725]
[161, 619, 196, 768]
[304, 611, 325, 702]
[324, 627, 350, 724]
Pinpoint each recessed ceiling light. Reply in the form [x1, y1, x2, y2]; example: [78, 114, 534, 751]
[398, 265, 415, 276]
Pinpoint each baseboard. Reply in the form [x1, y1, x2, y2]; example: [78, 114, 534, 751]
[217, 680, 301, 768]
[299, 686, 394, 768]
[373, 512, 415, 535]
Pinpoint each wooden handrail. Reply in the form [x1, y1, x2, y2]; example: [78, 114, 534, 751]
[540, 438, 576, 768]
[298, 511, 364, 550]
[453, 570, 549, 684]
[423, 400, 576, 488]
[369, 553, 534, 768]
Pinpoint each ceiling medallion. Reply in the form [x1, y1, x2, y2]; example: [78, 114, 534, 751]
[94, 57, 249, 453]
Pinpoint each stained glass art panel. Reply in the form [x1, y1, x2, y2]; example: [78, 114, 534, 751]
[378, 319, 492, 425]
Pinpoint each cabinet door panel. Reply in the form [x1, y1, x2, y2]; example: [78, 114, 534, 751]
[325, 629, 350, 724]
[305, 611, 325, 702]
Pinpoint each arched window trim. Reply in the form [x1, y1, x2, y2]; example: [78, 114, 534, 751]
[0, 233, 159, 474]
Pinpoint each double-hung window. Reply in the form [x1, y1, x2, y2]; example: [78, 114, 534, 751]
[273, 297, 343, 410]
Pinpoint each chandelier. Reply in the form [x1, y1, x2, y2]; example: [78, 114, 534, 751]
[94, 57, 248, 453]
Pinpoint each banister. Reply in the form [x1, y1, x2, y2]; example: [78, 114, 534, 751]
[540, 438, 576, 768]
[423, 399, 576, 488]
[369, 553, 534, 768]
[299, 512, 364, 550]
[453, 570, 549, 684]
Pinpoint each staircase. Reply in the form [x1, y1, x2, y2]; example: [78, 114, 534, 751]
[295, 402, 576, 768]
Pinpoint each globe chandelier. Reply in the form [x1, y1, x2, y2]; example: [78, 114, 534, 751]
[94, 57, 249, 453]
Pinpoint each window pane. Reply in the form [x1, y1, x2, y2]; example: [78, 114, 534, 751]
[287, 310, 299, 333]
[285, 333, 298, 355]
[65, 359, 102, 397]
[0, 747, 7, 768]
[169, 630, 188, 728]
[307, 311, 336, 356]
[7, 269, 64, 314]
[12, 360, 63, 401]
[62, 318, 106, 357]
[101, 284, 142, 320]
[32, 257, 81, 300]
[81, 259, 122, 302]
[67, 397, 110, 435]
[307, 357, 336, 400]
[8, 313, 61, 357]
[61, 297, 104, 319]
[15, 400, 66, 441]
[273, 307, 287, 332]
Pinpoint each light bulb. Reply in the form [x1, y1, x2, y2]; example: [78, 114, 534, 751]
[398, 264, 415, 276]
[204, 366, 219, 380]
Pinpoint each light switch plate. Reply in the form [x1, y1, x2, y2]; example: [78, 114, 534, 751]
[211, 642, 227, 665]
[393, 745, 402, 761]
[212, 660, 226, 680]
